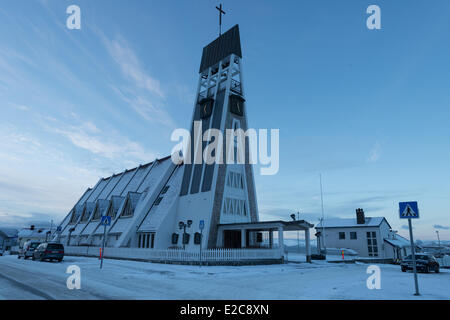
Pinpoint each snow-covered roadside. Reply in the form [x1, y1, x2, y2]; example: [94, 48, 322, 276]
[0, 255, 449, 299]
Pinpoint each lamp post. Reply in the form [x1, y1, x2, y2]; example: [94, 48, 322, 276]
[179, 220, 193, 250]
[68, 227, 75, 246]
[436, 230, 441, 247]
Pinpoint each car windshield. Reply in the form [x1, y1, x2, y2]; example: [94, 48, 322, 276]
[47, 243, 63, 250]
[30, 243, 39, 249]
[405, 254, 429, 260]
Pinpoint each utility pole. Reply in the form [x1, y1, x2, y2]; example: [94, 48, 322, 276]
[297, 211, 300, 252]
[436, 230, 441, 247]
[408, 218, 420, 296]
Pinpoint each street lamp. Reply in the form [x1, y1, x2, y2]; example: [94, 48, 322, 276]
[179, 220, 192, 250]
[436, 230, 441, 247]
[68, 227, 75, 246]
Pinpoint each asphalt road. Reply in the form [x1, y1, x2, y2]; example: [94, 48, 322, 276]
[0, 255, 108, 300]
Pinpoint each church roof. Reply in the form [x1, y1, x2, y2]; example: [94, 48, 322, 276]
[60, 156, 174, 234]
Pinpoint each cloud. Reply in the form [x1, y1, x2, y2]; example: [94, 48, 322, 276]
[0, 210, 60, 229]
[45, 117, 158, 163]
[95, 31, 177, 128]
[111, 85, 176, 128]
[367, 141, 382, 163]
[434, 224, 450, 230]
[102, 35, 164, 98]
[9, 103, 31, 111]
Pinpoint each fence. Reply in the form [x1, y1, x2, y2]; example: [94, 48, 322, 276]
[64, 246, 283, 265]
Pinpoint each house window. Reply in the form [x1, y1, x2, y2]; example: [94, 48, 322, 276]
[367, 231, 378, 257]
[350, 232, 357, 240]
[339, 232, 346, 240]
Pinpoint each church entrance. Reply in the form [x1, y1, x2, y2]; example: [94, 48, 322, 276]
[223, 230, 241, 248]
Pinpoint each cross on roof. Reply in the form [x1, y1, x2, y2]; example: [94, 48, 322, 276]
[216, 4, 226, 36]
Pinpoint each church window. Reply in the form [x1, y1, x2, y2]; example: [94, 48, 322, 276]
[93, 208, 101, 220]
[121, 200, 134, 217]
[171, 233, 179, 245]
[194, 232, 202, 245]
[226, 171, 244, 189]
[199, 98, 214, 118]
[80, 209, 90, 222]
[182, 233, 190, 245]
[223, 197, 248, 215]
[229, 94, 245, 116]
[154, 196, 163, 206]
[161, 186, 170, 194]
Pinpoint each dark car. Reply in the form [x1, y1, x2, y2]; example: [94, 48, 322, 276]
[401, 253, 439, 273]
[32, 242, 64, 262]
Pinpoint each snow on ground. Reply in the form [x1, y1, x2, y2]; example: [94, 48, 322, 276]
[0, 254, 449, 300]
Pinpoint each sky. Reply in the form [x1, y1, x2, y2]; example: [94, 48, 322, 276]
[0, 0, 449, 241]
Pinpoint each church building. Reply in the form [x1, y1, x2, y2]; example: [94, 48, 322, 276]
[56, 25, 313, 260]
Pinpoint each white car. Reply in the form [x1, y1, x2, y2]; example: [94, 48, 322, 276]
[17, 241, 41, 260]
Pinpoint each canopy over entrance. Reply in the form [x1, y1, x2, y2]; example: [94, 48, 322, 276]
[217, 220, 314, 262]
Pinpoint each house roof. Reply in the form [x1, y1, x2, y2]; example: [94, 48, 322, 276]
[316, 217, 390, 229]
[0, 228, 18, 238]
[18, 228, 50, 238]
[384, 238, 410, 248]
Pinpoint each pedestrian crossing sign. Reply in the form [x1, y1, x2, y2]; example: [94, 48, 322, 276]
[399, 202, 419, 219]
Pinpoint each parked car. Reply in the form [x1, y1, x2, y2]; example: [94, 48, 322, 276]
[18, 241, 41, 260]
[32, 242, 64, 262]
[401, 253, 440, 273]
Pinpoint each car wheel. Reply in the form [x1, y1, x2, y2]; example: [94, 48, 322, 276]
[424, 266, 429, 273]
[401, 267, 406, 272]
[17, 255, 20, 259]
[40, 256, 44, 262]
[58, 259, 63, 262]
[435, 266, 440, 273]
[32, 255, 35, 261]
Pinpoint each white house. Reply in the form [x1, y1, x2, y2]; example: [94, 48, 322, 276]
[0, 228, 18, 251]
[18, 227, 51, 247]
[316, 208, 414, 259]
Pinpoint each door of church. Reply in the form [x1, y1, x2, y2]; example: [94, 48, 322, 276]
[223, 230, 241, 248]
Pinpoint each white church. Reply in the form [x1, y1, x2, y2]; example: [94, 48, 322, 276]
[56, 25, 313, 262]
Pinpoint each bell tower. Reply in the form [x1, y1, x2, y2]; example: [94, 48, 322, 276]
[176, 25, 259, 249]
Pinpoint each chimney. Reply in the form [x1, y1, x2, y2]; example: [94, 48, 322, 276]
[356, 208, 365, 224]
